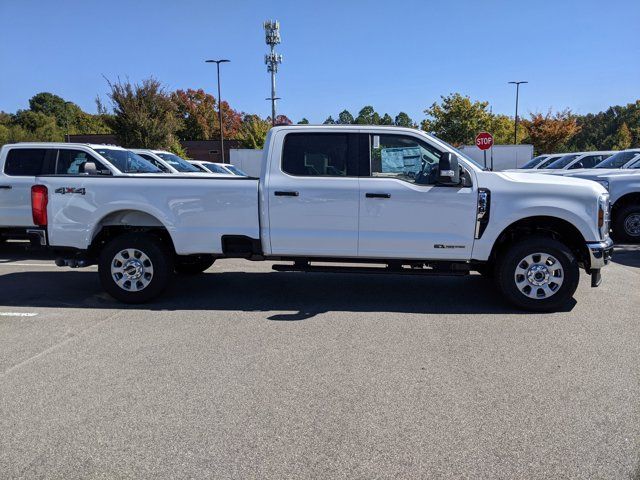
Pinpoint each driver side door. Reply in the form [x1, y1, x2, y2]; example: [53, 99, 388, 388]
[357, 133, 477, 260]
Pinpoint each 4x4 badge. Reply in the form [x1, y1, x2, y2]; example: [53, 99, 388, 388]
[55, 187, 85, 195]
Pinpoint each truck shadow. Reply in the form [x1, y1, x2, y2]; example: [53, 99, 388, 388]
[612, 243, 640, 268]
[0, 268, 571, 318]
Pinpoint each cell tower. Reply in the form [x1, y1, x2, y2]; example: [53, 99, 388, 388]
[264, 20, 283, 125]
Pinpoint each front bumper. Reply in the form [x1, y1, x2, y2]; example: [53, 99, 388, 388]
[586, 238, 614, 270]
[585, 238, 614, 287]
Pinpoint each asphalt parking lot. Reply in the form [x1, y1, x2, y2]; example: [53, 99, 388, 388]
[1, 242, 639, 479]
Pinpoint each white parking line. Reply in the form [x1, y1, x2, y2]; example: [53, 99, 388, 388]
[0, 312, 38, 317]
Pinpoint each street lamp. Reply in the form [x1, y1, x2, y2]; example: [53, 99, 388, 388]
[508, 81, 528, 144]
[205, 59, 230, 162]
[64, 101, 73, 143]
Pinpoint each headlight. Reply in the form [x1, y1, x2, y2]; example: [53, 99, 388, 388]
[597, 180, 609, 191]
[598, 193, 610, 239]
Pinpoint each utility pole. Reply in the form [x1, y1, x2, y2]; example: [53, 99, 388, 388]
[205, 59, 230, 162]
[508, 81, 528, 144]
[264, 20, 283, 125]
[64, 101, 73, 142]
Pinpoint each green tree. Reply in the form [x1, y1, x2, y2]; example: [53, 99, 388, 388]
[337, 110, 354, 125]
[13, 110, 63, 141]
[379, 113, 393, 125]
[394, 112, 415, 128]
[422, 93, 492, 146]
[355, 105, 380, 125]
[610, 122, 632, 150]
[297, 118, 310, 124]
[106, 77, 182, 149]
[238, 114, 271, 149]
[323, 116, 336, 124]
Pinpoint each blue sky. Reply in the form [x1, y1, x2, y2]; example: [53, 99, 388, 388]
[1, 0, 638, 124]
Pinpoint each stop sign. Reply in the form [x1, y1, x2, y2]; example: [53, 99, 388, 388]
[475, 132, 494, 151]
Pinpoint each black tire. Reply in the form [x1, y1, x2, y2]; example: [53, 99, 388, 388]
[175, 255, 215, 274]
[98, 233, 174, 304]
[495, 236, 579, 312]
[612, 204, 640, 244]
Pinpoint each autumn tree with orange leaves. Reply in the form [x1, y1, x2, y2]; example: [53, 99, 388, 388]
[172, 88, 242, 141]
[522, 109, 581, 153]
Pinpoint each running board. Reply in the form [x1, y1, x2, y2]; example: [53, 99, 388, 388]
[272, 262, 469, 276]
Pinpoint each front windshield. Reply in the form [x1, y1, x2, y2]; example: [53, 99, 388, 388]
[595, 151, 640, 169]
[546, 154, 579, 169]
[225, 165, 248, 176]
[521, 155, 548, 169]
[537, 156, 562, 169]
[628, 158, 640, 169]
[157, 153, 200, 173]
[202, 162, 230, 174]
[95, 149, 161, 173]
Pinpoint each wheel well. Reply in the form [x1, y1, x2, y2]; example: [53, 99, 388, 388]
[89, 210, 176, 259]
[612, 193, 640, 216]
[488, 216, 588, 265]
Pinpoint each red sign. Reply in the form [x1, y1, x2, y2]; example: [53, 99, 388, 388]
[475, 132, 494, 151]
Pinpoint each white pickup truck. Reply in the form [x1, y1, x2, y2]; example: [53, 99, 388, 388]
[24, 126, 613, 311]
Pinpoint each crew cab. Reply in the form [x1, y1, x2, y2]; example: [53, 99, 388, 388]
[29, 126, 613, 311]
[0, 143, 162, 244]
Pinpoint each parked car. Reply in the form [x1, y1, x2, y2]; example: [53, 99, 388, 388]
[28, 126, 612, 311]
[519, 154, 552, 169]
[0, 143, 162, 244]
[539, 151, 615, 171]
[131, 149, 202, 174]
[507, 154, 565, 171]
[189, 161, 237, 175]
[547, 149, 640, 177]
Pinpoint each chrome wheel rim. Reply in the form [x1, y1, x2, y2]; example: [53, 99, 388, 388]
[111, 248, 154, 292]
[514, 252, 564, 299]
[623, 214, 640, 237]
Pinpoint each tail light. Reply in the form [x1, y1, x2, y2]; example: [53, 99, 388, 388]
[31, 185, 48, 226]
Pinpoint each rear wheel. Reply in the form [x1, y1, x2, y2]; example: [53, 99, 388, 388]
[613, 204, 640, 243]
[495, 236, 579, 312]
[175, 255, 215, 274]
[99, 233, 173, 304]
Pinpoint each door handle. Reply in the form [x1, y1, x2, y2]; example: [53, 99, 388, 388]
[274, 191, 299, 197]
[365, 193, 391, 199]
[0, 185, 12, 190]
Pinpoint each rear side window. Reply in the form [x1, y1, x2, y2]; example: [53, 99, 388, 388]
[282, 133, 357, 176]
[4, 149, 49, 176]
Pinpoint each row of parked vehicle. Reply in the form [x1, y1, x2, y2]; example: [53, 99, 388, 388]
[511, 148, 640, 243]
[0, 126, 616, 312]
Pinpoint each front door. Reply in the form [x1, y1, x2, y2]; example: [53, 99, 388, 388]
[358, 133, 477, 260]
[267, 131, 360, 257]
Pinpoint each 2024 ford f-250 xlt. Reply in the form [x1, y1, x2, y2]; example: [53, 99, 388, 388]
[23, 126, 612, 311]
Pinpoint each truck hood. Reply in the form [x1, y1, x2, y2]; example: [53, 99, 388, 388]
[494, 171, 608, 195]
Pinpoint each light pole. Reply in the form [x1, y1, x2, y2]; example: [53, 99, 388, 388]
[264, 20, 283, 125]
[205, 59, 230, 162]
[64, 101, 73, 142]
[508, 81, 528, 144]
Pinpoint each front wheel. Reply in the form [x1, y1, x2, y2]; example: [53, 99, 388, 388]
[99, 233, 173, 304]
[495, 236, 579, 312]
[612, 204, 640, 243]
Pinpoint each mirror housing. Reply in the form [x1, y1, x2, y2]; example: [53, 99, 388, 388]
[437, 152, 460, 185]
[83, 161, 97, 175]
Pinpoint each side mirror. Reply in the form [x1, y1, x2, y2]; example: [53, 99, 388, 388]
[437, 152, 460, 185]
[83, 161, 97, 175]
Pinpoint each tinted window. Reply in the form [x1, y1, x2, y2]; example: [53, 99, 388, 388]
[138, 153, 171, 172]
[202, 162, 229, 174]
[521, 155, 548, 169]
[282, 133, 356, 176]
[570, 155, 602, 169]
[56, 149, 104, 174]
[595, 151, 639, 169]
[94, 149, 161, 173]
[370, 134, 442, 184]
[225, 165, 248, 176]
[157, 153, 199, 173]
[4, 149, 48, 176]
[546, 154, 579, 169]
[537, 156, 562, 168]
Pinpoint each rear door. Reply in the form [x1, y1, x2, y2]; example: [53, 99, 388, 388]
[266, 131, 361, 256]
[0, 148, 55, 228]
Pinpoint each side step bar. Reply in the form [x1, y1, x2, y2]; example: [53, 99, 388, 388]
[272, 262, 469, 276]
